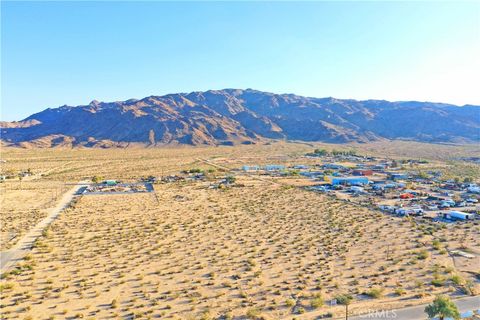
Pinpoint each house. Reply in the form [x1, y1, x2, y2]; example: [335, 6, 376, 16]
[388, 173, 408, 181]
[242, 165, 260, 171]
[442, 211, 475, 221]
[372, 184, 387, 190]
[467, 186, 480, 194]
[379, 205, 396, 213]
[352, 169, 373, 176]
[384, 183, 397, 189]
[299, 171, 323, 178]
[161, 175, 185, 183]
[323, 163, 344, 170]
[293, 165, 309, 170]
[372, 164, 387, 171]
[349, 186, 364, 193]
[397, 207, 424, 216]
[324, 176, 369, 186]
[264, 164, 285, 171]
[307, 185, 329, 192]
[440, 199, 456, 208]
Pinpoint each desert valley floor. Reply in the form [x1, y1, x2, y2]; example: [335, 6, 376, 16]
[0, 142, 479, 320]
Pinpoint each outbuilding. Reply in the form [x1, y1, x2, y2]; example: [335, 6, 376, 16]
[103, 180, 118, 186]
[443, 211, 475, 221]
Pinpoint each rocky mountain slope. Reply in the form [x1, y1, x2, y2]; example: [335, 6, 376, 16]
[2, 89, 479, 147]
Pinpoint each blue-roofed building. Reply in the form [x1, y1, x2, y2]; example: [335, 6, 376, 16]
[324, 176, 369, 186]
[388, 173, 408, 180]
[293, 165, 309, 169]
[323, 163, 344, 170]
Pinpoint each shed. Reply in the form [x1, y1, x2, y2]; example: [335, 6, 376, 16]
[103, 180, 118, 186]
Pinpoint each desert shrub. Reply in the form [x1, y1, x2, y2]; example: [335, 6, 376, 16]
[199, 311, 212, 320]
[246, 308, 261, 319]
[394, 288, 406, 296]
[364, 288, 383, 298]
[334, 294, 353, 305]
[0, 283, 14, 292]
[450, 274, 464, 285]
[296, 307, 305, 314]
[310, 294, 324, 309]
[431, 277, 445, 287]
[417, 250, 429, 260]
[285, 298, 296, 307]
[461, 280, 476, 295]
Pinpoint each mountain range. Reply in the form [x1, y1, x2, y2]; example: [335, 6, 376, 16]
[1, 89, 479, 148]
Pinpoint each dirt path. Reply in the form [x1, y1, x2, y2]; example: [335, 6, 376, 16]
[0, 181, 88, 274]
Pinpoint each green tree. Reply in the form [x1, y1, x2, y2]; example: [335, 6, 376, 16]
[425, 295, 460, 320]
[314, 149, 328, 156]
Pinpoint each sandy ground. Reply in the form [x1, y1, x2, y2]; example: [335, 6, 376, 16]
[1, 177, 479, 319]
[0, 181, 68, 250]
[0, 143, 479, 319]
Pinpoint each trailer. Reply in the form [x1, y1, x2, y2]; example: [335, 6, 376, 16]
[443, 211, 475, 221]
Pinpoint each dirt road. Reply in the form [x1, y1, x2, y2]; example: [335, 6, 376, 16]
[0, 181, 88, 274]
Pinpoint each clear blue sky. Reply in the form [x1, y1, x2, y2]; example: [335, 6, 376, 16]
[2, 1, 479, 121]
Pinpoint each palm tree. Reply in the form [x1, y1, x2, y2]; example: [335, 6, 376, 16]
[425, 295, 460, 320]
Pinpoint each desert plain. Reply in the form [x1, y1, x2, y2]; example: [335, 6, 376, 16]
[0, 141, 479, 320]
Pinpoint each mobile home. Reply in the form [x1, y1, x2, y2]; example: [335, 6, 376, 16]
[443, 211, 475, 221]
